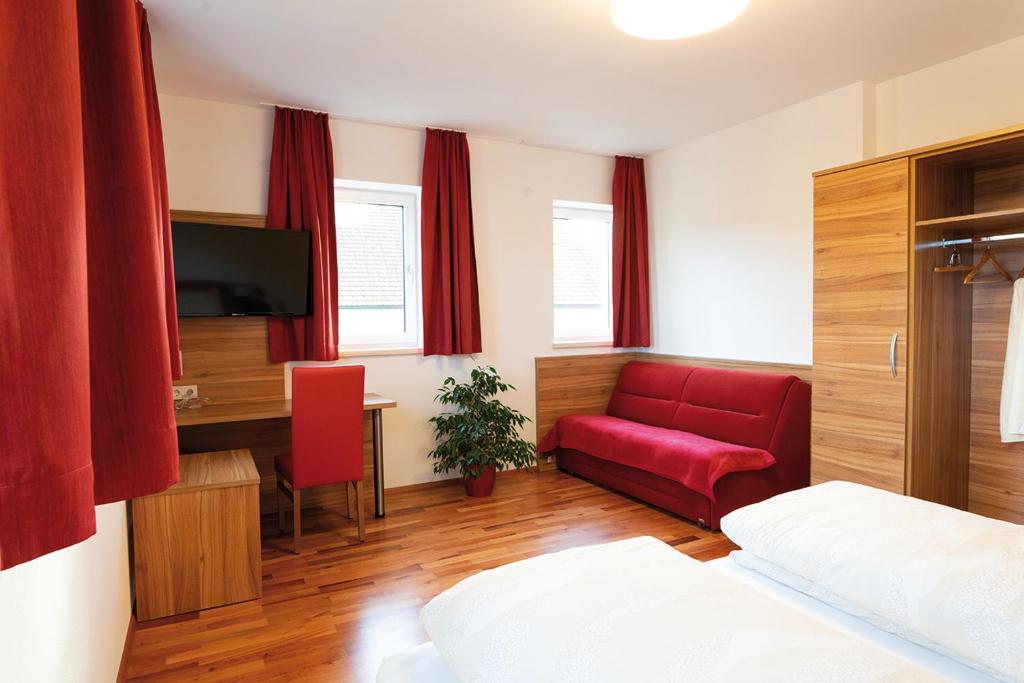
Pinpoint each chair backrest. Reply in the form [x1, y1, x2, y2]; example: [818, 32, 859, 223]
[290, 365, 365, 489]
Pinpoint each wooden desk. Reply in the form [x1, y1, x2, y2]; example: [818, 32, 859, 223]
[175, 393, 398, 516]
[133, 449, 261, 621]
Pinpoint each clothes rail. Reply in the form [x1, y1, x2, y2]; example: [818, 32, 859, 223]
[927, 232, 1024, 249]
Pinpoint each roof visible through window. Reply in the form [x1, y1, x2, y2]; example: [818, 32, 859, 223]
[337, 201, 405, 310]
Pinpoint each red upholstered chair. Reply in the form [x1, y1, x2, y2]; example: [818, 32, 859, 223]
[275, 365, 366, 553]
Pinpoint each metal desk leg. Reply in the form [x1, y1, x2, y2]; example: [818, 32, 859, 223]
[372, 408, 385, 517]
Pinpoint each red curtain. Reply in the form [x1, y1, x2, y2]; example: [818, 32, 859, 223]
[0, 1, 179, 569]
[266, 108, 339, 362]
[421, 129, 482, 355]
[138, 3, 182, 380]
[611, 156, 652, 348]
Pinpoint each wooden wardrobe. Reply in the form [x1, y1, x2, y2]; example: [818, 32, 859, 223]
[812, 125, 1024, 523]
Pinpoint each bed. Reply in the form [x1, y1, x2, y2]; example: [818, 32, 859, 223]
[378, 482, 1023, 683]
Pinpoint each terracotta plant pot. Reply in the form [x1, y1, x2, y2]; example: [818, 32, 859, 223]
[464, 465, 497, 497]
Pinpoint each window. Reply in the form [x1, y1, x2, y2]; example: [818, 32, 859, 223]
[335, 180, 421, 351]
[552, 200, 613, 344]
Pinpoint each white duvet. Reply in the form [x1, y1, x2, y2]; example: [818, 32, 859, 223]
[721, 481, 1024, 683]
[419, 536, 942, 682]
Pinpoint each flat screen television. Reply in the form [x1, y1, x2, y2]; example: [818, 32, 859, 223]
[172, 222, 312, 317]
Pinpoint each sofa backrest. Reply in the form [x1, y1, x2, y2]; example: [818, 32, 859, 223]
[606, 361, 799, 450]
[605, 362, 695, 429]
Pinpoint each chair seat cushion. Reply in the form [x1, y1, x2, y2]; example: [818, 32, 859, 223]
[539, 414, 775, 500]
[275, 452, 294, 482]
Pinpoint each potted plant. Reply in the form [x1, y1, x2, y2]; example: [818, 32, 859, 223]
[428, 366, 536, 497]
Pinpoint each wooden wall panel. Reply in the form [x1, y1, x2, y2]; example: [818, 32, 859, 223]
[535, 353, 637, 468]
[811, 159, 910, 494]
[176, 317, 285, 404]
[969, 247, 1024, 523]
[170, 209, 266, 229]
[643, 354, 812, 382]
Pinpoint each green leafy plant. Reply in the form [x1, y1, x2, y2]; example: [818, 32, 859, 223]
[427, 366, 536, 479]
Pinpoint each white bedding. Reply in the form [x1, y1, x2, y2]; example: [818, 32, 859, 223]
[711, 555, 997, 683]
[720, 481, 1024, 682]
[377, 642, 458, 683]
[378, 549, 996, 682]
[727, 549, 1002, 679]
[410, 536, 943, 682]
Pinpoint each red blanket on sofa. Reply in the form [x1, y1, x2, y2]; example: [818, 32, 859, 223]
[537, 414, 775, 499]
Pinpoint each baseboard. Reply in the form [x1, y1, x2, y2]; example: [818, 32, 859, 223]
[383, 476, 460, 494]
[383, 468, 525, 495]
[116, 614, 137, 683]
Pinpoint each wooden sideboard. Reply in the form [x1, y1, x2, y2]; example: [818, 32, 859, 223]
[133, 450, 261, 621]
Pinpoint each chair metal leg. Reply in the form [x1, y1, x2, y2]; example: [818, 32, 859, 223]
[355, 480, 366, 542]
[292, 488, 302, 554]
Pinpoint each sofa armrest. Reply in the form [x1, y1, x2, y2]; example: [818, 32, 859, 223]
[766, 379, 811, 490]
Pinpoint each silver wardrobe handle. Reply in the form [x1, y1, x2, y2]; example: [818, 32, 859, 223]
[889, 332, 898, 378]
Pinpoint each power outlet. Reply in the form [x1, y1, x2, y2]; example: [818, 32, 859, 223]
[173, 385, 198, 401]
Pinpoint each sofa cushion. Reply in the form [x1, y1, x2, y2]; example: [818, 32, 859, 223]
[605, 362, 694, 429]
[542, 414, 775, 499]
[671, 368, 797, 449]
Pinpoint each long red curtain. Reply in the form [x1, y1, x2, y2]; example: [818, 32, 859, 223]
[421, 129, 482, 356]
[611, 156, 652, 348]
[138, 3, 182, 381]
[266, 107, 339, 362]
[0, 1, 179, 569]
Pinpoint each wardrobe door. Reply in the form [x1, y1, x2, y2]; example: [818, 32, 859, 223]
[812, 158, 910, 493]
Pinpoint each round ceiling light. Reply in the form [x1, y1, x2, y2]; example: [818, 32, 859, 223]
[610, 0, 750, 40]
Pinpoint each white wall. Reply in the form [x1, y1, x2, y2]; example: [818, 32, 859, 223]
[647, 83, 870, 365]
[647, 35, 1024, 368]
[160, 94, 617, 487]
[0, 503, 131, 683]
[875, 34, 1024, 155]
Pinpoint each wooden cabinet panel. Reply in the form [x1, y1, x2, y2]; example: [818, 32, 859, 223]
[812, 159, 910, 493]
[133, 450, 262, 621]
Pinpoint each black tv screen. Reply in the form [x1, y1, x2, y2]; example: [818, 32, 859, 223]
[172, 222, 312, 317]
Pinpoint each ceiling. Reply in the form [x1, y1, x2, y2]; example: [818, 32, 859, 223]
[146, 0, 1024, 156]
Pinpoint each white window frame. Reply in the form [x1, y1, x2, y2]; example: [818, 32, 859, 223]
[552, 199, 614, 346]
[334, 179, 422, 353]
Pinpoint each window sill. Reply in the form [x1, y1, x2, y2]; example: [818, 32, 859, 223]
[339, 347, 423, 358]
[552, 340, 615, 350]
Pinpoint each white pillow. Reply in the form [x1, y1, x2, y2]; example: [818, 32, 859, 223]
[729, 549, 1005, 681]
[721, 481, 1024, 683]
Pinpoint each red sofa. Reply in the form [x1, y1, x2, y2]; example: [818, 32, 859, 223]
[538, 361, 810, 529]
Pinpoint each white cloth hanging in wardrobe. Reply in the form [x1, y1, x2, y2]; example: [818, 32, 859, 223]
[1000, 278, 1024, 442]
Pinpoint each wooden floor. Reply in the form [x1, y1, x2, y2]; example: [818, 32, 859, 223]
[125, 468, 736, 682]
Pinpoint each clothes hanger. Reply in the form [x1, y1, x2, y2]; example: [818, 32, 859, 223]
[935, 246, 974, 273]
[963, 247, 1014, 285]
